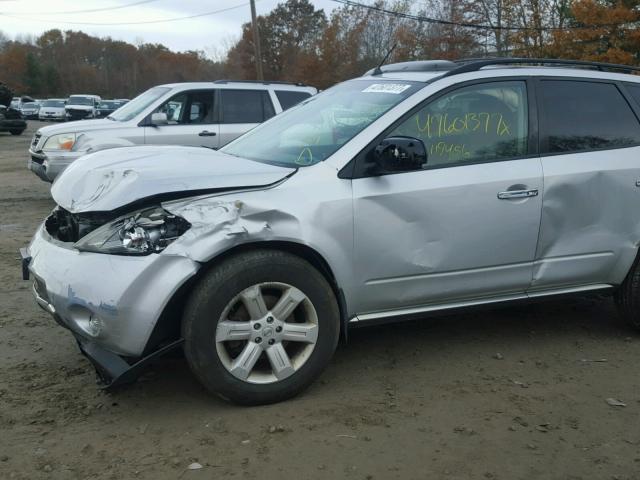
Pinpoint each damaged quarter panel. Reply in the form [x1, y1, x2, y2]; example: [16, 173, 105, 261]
[162, 161, 355, 312]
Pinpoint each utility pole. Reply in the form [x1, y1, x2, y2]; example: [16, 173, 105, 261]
[250, 0, 264, 80]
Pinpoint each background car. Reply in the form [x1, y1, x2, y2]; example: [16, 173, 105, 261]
[96, 99, 127, 118]
[65, 94, 101, 120]
[20, 100, 40, 119]
[28, 80, 316, 182]
[38, 99, 67, 121]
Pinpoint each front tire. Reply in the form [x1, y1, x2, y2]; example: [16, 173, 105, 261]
[9, 129, 24, 136]
[182, 250, 340, 405]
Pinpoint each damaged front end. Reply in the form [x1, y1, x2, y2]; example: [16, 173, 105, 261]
[46, 206, 191, 255]
[23, 204, 202, 390]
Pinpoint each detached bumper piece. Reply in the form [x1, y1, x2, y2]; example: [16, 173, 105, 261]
[75, 336, 184, 390]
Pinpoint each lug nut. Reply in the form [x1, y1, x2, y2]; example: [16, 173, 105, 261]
[268, 339, 275, 345]
[275, 326, 282, 333]
[267, 316, 274, 323]
[255, 337, 262, 343]
[253, 323, 261, 330]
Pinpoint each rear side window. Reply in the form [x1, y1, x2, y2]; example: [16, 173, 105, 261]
[221, 89, 275, 123]
[539, 81, 640, 154]
[625, 84, 640, 106]
[275, 90, 312, 110]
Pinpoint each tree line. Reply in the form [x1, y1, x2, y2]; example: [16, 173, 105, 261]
[1, 0, 639, 98]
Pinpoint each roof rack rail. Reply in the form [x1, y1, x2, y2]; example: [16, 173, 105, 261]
[365, 60, 457, 76]
[442, 57, 640, 78]
[213, 79, 310, 87]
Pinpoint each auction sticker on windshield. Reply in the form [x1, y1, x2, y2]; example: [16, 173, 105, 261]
[362, 83, 412, 94]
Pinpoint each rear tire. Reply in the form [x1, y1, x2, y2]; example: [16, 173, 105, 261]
[615, 257, 640, 330]
[9, 129, 24, 136]
[182, 249, 340, 405]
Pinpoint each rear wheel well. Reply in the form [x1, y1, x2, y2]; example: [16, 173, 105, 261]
[145, 241, 347, 355]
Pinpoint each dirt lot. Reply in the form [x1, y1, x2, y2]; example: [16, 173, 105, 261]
[1, 121, 640, 480]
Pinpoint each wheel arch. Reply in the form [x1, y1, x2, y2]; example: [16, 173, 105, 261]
[144, 241, 349, 355]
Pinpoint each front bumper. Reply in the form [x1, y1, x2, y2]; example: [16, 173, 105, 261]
[28, 148, 83, 182]
[23, 223, 199, 357]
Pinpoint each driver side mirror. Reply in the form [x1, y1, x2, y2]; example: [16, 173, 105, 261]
[371, 136, 427, 173]
[150, 112, 168, 126]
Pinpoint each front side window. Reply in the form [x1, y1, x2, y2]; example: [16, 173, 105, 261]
[539, 80, 640, 154]
[153, 90, 215, 125]
[222, 80, 422, 167]
[221, 89, 275, 123]
[389, 81, 528, 168]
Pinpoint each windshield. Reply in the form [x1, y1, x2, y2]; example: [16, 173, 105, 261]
[68, 96, 94, 106]
[99, 101, 115, 108]
[222, 80, 422, 167]
[109, 87, 170, 121]
[42, 100, 65, 108]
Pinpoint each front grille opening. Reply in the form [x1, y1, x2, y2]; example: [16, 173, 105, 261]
[45, 208, 114, 242]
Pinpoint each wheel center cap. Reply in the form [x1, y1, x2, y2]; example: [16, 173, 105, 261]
[261, 326, 274, 338]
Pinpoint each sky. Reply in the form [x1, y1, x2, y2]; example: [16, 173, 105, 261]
[0, 0, 339, 58]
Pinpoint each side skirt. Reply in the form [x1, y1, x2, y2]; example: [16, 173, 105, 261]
[348, 283, 614, 328]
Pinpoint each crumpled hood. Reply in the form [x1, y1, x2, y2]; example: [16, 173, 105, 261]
[51, 145, 295, 213]
[37, 118, 113, 137]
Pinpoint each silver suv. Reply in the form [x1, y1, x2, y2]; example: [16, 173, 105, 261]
[21, 58, 640, 405]
[28, 81, 316, 182]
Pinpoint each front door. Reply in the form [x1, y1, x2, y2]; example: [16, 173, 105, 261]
[144, 89, 219, 148]
[351, 80, 543, 314]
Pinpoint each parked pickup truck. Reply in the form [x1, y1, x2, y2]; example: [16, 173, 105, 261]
[28, 81, 316, 182]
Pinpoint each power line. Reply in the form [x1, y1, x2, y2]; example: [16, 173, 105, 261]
[0, 0, 160, 15]
[331, 0, 636, 32]
[0, 1, 256, 26]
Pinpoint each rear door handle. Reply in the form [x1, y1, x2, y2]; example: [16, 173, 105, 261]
[198, 130, 216, 137]
[497, 189, 539, 200]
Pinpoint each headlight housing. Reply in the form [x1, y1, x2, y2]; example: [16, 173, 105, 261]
[43, 133, 76, 151]
[74, 207, 191, 255]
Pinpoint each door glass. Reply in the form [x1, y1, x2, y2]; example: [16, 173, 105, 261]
[186, 91, 215, 124]
[390, 81, 528, 168]
[539, 81, 640, 154]
[275, 90, 312, 110]
[153, 91, 214, 125]
[221, 89, 273, 123]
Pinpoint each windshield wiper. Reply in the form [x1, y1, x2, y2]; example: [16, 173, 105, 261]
[106, 115, 116, 121]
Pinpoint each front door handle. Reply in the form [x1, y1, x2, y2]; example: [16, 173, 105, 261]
[198, 130, 217, 137]
[497, 189, 539, 200]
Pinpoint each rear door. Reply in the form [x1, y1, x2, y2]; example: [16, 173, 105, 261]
[532, 79, 640, 290]
[144, 89, 219, 148]
[351, 80, 544, 314]
[218, 89, 275, 146]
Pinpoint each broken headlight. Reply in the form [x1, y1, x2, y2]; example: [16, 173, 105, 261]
[74, 207, 191, 255]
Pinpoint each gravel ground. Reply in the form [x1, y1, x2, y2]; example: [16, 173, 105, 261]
[1, 122, 640, 480]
